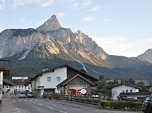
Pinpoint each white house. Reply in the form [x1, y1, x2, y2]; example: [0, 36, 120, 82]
[33, 66, 67, 97]
[3, 79, 15, 95]
[32, 65, 97, 97]
[10, 79, 32, 93]
[111, 84, 139, 100]
[12, 84, 32, 93]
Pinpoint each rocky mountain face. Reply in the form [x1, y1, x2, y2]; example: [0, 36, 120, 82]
[0, 15, 152, 80]
[137, 49, 152, 63]
[0, 15, 108, 66]
[37, 15, 61, 31]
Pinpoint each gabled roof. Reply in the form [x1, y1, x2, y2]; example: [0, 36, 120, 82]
[32, 64, 97, 81]
[12, 79, 31, 85]
[57, 74, 96, 88]
[112, 84, 140, 89]
[3, 79, 15, 86]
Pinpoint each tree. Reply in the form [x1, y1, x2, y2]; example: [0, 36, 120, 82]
[136, 82, 149, 92]
[96, 75, 114, 97]
[128, 78, 135, 84]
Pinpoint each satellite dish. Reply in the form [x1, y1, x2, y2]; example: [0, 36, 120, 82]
[79, 88, 86, 94]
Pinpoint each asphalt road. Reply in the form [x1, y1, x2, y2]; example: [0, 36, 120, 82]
[1, 97, 141, 113]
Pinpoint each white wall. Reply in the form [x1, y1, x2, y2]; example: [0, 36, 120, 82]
[36, 67, 67, 94]
[4, 84, 32, 93]
[112, 85, 139, 100]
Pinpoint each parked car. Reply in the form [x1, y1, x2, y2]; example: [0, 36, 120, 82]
[142, 96, 152, 113]
[48, 92, 60, 100]
[27, 92, 34, 98]
[43, 92, 48, 98]
[18, 92, 26, 98]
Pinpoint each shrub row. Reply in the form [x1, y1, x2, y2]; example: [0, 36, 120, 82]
[63, 96, 142, 111]
[100, 100, 142, 111]
[74, 97, 99, 105]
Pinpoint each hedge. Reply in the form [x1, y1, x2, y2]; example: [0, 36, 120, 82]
[100, 100, 142, 111]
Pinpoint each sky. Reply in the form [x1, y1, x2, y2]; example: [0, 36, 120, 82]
[0, 0, 152, 57]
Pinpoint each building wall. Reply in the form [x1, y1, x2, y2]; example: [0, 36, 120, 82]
[5, 85, 32, 93]
[149, 87, 152, 92]
[112, 85, 139, 100]
[32, 80, 36, 91]
[35, 67, 67, 94]
[60, 76, 93, 96]
[3, 85, 13, 93]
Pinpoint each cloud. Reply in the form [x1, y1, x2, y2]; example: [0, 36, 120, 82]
[57, 12, 65, 17]
[0, 27, 3, 32]
[103, 18, 113, 23]
[12, 0, 92, 8]
[90, 6, 100, 12]
[83, 16, 94, 22]
[70, 0, 92, 8]
[12, 0, 33, 8]
[91, 36, 152, 57]
[12, 0, 57, 8]
[36, 0, 56, 7]
[0, 0, 5, 10]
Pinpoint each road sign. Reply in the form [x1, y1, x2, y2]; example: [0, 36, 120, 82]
[79, 88, 87, 94]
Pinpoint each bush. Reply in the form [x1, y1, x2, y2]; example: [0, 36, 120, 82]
[100, 100, 142, 111]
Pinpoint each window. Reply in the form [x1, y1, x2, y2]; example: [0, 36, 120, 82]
[56, 77, 61, 82]
[130, 89, 132, 92]
[126, 90, 128, 92]
[47, 77, 51, 82]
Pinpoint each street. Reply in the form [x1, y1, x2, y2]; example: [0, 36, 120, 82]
[0, 96, 141, 113]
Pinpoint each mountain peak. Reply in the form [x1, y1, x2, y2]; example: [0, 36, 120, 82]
[137, 48, 152, 63]
[37, 15, 61, 32]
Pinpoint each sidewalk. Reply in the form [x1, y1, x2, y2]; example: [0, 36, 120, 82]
[0, 95, 18, 113]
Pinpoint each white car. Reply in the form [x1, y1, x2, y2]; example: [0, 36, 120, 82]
[18, 92, 26, 98]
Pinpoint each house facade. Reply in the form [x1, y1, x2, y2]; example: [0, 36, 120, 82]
[57, 74, 96, 96]
[31, 65, 97, 97]
[111, 84, 139, 100]
[34, 67, 67, 97]
[120, 92, 152, 101]
[11, 79, 32, 93]
[3, 79, 15, 95]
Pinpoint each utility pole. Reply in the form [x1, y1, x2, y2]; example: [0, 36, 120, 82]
[0, 71, 3, 104]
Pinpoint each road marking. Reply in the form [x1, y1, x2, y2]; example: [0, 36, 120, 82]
[18, 100, 21, 102]
[23, 99, 27, 102]
[48, 107, 54, 109]
[59, 110, 67, 113]
[27, 99, 68, 113]
[38, 103, 42, 106]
